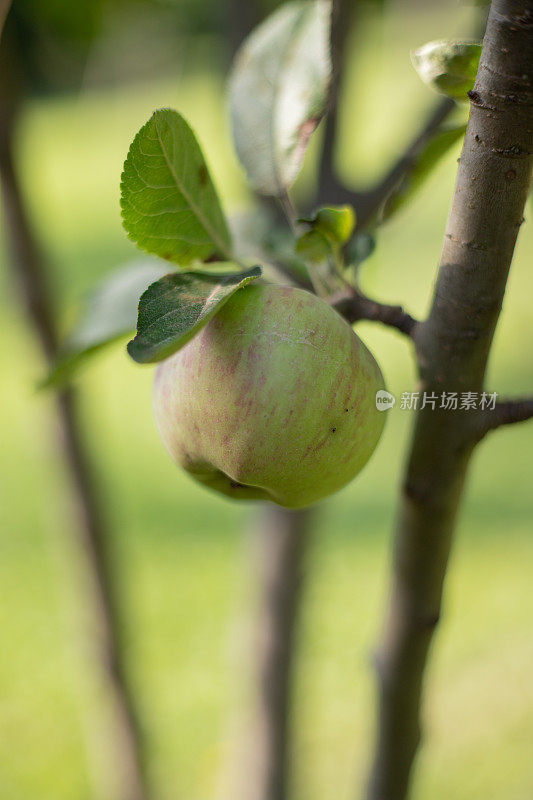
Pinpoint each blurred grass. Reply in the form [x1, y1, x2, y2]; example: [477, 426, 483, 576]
[1, 2, 532, 799]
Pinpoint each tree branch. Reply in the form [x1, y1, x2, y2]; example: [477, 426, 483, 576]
[238, 506, 313, 800]
[224, 0, 262, 63]
[474, 397, 533, 439]
[0, 96, 150, 800]
[316, 0, 359, 205]
[0, 0, 11, 39]
[354, 97, 455, 230]
[365, 3, 533, 799]
[331, 288, 418, 338]
[316, 45, 455, 225]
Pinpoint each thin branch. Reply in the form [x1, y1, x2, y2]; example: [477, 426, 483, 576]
[316, 0, 359, 205]
[331, 288, 419, 338]
[354, 97, 455, 230]
[0, 0, 11, 39]
[366, 3, 533, 799]
[224, 0, 262, 63]
[0, 95, 150, 800]
[316, 75, 455, 224]
[345, 9, 487, 229]
[474, 398, 533, 440]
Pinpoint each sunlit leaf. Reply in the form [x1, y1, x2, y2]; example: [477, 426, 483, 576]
[412, 40, 481, 100]
[228, 0, 332, 196]
[127, 265, 262, 363]
[299, 205, 355, 246]
[121, 109, 233, 265]
[42, 260, 169, 388]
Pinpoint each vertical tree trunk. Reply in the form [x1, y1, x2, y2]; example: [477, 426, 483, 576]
[0, 103, 150, 800]
[244, 506, 313, 800]
[366, 2, 533, 799]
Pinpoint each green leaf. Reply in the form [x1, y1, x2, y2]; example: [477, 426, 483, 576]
[127, 265, 262, 364]
[345, 232, 376, 268]
[42, 260, 169, 389]
[121, 109, 232, 265]
[295, 229, 331, 263]
[381, 125, 466, 221]
[228, 0, 332, 196]
[299, 205, 355, 246]
[411, 40, 481, 100]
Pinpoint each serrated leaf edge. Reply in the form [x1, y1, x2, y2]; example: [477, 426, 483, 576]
[120, 109, 233, 264]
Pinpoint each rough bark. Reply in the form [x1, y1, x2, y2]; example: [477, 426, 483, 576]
[244, 506, 313, 800]
[0, 105, 149, 800]
[365, 3, 533, 799]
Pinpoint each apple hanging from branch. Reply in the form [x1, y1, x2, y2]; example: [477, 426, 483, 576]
[152, 282, 386, 508]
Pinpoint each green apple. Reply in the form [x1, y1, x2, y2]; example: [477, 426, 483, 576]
[153, 283, 386, 508]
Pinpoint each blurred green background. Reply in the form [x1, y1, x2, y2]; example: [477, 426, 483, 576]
[1, 1, 532, 799]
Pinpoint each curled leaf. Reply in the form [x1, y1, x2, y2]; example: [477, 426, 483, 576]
[411, 40, 481, 100]
[127, 266, 262, 363]
[299, 204, 355, 246]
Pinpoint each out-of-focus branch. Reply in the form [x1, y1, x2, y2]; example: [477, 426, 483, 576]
[316, 0, 359, 204]
[0, 0, 11, 39]
[243, 506, 313, 800]
[473, 398, 533, 440]
[331, 288, 418, 338]
[225, 0, 263, 62]
[354, 97, 455, 230]
[314, 0, 456, 225]
[318, 5, 490, 227]
[0, 98, 150, 800]
[365, 3, 533, 798]
[316, 95, 455, 226]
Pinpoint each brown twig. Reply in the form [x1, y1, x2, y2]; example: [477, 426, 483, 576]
[330, 288, 418, 338]
[366, 3, 533, 799]
[473, 397, 533, 440]
[0, 90, 150, 800]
